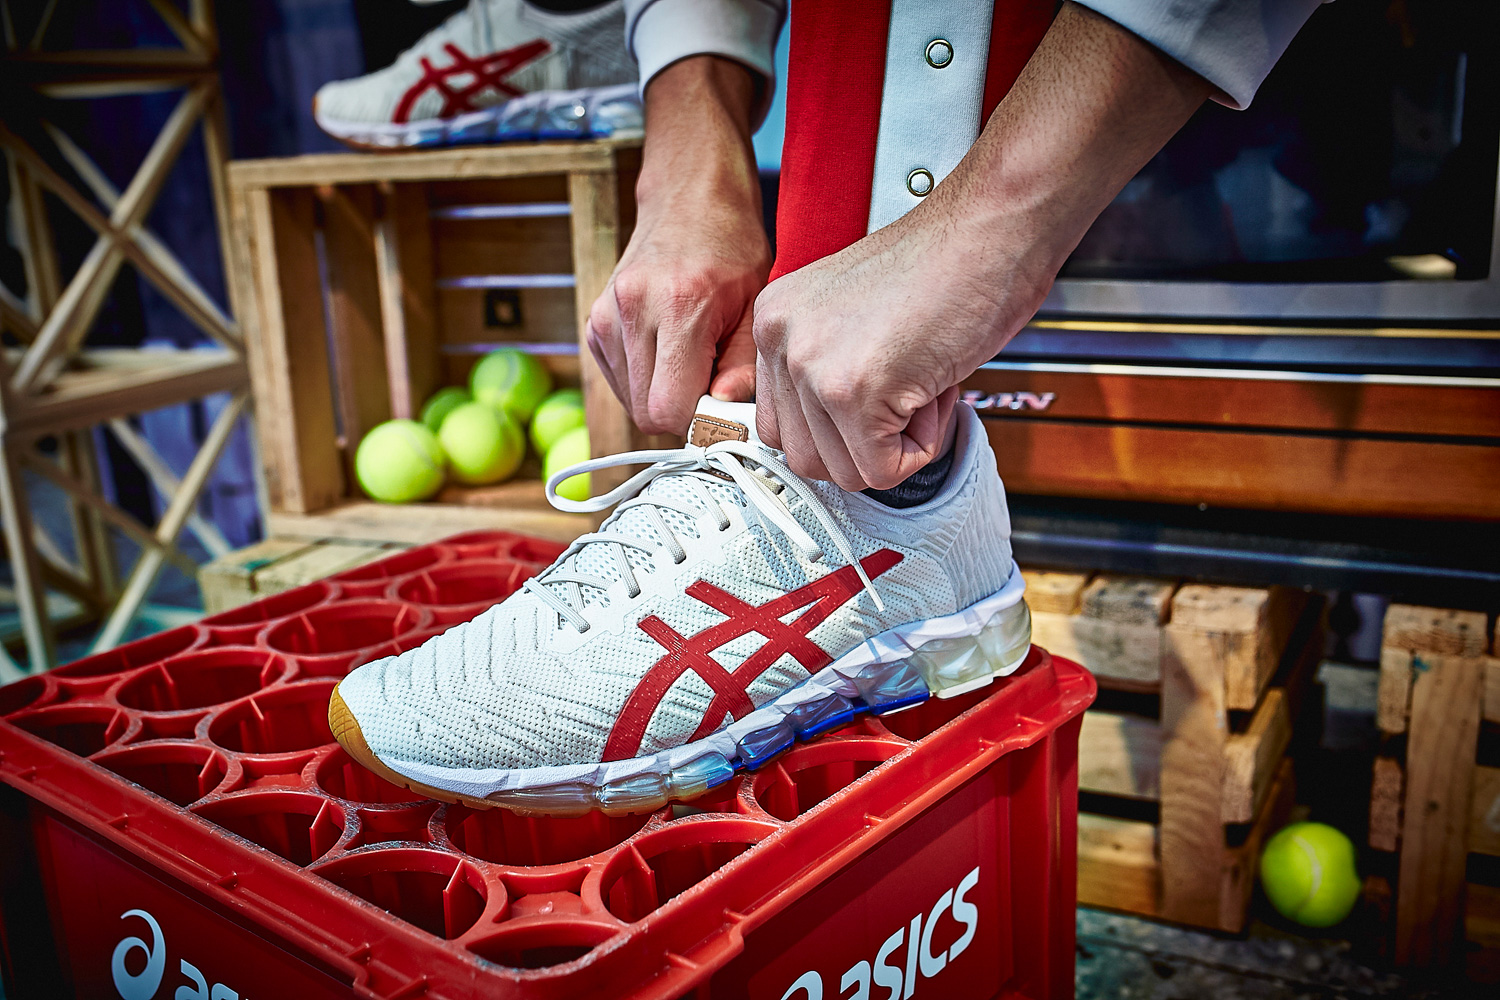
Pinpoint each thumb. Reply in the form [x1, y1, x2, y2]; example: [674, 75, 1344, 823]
[709, 306, 757, 402]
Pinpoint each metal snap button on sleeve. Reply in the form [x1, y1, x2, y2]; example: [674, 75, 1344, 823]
[925, 39, 953, 68]
[906, 168, 934, 196]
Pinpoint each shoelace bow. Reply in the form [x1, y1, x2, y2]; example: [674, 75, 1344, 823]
[524, 439, 884, 632]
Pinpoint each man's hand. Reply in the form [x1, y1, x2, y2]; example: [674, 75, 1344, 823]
[587, 57, 769, 436]
[754, 2, 1213, 488]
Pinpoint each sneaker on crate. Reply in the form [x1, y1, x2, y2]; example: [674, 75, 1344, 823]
[329, 397, 1032, 815]
[313, 0, 639, 149]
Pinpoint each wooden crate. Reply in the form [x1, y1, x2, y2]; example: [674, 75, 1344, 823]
[225, 141, 654, 547]
[1025, 568, 1322, 930]
[197, 537, 408, 615]
[1366, 604, 1500, 971]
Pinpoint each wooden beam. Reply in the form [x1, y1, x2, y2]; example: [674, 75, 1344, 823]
[1019, 569, 1087, 615]
[1076, 813, 1159, 917]
[1383, 604, 1489, 657]
[1170, 584, 1302, 711]
[197, 537, 316, 615]
[106, 417, 232, 559]
[227, 140, 633, 189]
[1370, 755, 1404, 853]
[1027, 573, 1174, 689]
[145, 0, 207, 55]
[374, 182, 439, 420]
[1221, 688, 1291, 824]
[0, 443, 54, 670]
[319, 184, 391, 468]
[1377, 646, 1415, 735]
[1079, 710, 1160, 800]
[1395, 651, 1484, 966]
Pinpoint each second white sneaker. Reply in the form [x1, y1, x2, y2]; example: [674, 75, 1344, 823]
[330, 397, 1031, 815]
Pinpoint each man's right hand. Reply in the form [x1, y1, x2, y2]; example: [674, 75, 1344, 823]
[586, 56, 770, 436]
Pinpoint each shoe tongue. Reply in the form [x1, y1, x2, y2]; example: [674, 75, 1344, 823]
[688, 396, 760, 448]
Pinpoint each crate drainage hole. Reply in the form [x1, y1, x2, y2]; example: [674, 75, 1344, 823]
[314, 852, 487, 939]
[316, 747, 425, 804]
[751, 740, 905, 822]
[468, 921, 619, 970]
[265, 602, 423, 657]
[116, 650, 283, 712]
[208, 681, 337, 754]
[193, 792, 344, 866]
[396, 563, 526, 609]
[96, 745, 228, 806]
[445, 804, 649, 866]
[602, 821, 771, 923]
[11, 706, 128, 757]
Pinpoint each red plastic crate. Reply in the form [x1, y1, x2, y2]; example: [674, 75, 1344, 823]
[0, 530, 1094, 1000]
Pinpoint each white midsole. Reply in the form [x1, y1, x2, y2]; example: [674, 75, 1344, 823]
[383, 568, 1029, 800]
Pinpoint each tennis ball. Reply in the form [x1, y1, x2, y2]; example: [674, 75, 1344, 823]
[1260, 821, 1361, 927]
[419, 386, 470, 433]
[355, 420, 445, 503]
[470, 348, 553, 423]
[530, 388, 586, 455]
[544, 426, 591, 502]
[438, 402, 524, 485]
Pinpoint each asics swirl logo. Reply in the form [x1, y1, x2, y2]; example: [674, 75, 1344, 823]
[394, 39, 551, 122]
[112, 909, 247, 1000]
[602, 551, 903, 761]
[778, 867, 982, 1000]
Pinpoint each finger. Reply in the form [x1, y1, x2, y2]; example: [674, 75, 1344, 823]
[709, 306, 757, 402]
[586, 285, 631, 403]
[768, 368, 831, 483]
[754, 353, 781, 448]
[647, 306, 717, 434]
[585, 318, 627, 405]
[901, 386, 963, 465]
[795, 381, 866, 491]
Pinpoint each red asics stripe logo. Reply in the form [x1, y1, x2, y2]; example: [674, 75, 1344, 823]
[393, 39, 551, 124]
[601, 550, 903, 762]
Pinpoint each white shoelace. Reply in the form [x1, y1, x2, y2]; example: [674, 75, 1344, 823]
[524, 439, 884, 632]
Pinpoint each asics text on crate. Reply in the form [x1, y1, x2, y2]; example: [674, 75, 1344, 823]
[330, 397, 1031, 815]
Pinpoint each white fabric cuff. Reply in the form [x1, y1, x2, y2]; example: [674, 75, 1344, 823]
[1074, 0, 1325, 109]
[627, 0, 784, 125]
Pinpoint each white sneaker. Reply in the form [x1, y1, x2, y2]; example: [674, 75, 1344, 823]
[313, 0, 638, 149]
[330, 397, 1031, 815]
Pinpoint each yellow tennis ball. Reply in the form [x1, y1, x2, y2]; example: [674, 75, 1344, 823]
[419, 386, 470, 433]
[438, 402, 524, 485]
[470, 348, 553, 424]
[1260, 821, 1361, 927]
[544, 426, 591, 502]
[355, 419, 445, 503]
[529, 388, 586, 456]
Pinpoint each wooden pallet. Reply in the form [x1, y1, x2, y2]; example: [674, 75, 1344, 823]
[1026, 569, 1320, 930]
[226, 141, 660, 547]
[1366, 604, 1500, 970]
[197, 537, 408, 615]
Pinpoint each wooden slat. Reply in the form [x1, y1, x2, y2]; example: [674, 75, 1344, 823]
[255, 541, 390, 595]
[319, 184, 390, 469]
[436, 286, 576, 350]
[1395, 651, 1484, 966]
[1019, 569, 1087, 615]
[1028, 573, 1174, 689]
[1217, 760, 1297, 933]
[1221, 688, 1290, 824]
[227, 141, 634, 189]
[245, 187, 343, 512]
[1078, 711, 1160, 800]
[1377, 646, 1414, 735]
[431, 214, 573, 279]
[1159, 618, 1231, 927]
[1170, 584, 1301, 711]
[1370, 755, 1404, 853]
[1077, 813, 1159, 917]
[1487, 657, 1500, 725]
[375, 183, 439, 420]
[267, 493, 588, 546]
[1383, 604, 1489, 657]
[1082, 575, 1174, 626]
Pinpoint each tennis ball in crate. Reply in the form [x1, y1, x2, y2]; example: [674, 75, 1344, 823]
[419, 386, 470, 433]
[544, 426, 591, 502]
[1259, 821, 1361, 927]
[355, 420, 445, 503]
[438, 402, 525, 485]
[471, 347, 553, 423]
[530, 388, 586, 455]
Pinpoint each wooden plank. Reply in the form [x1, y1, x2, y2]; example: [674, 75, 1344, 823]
[1218, 759, 1296, 933]
[436, 286, 576, 349]
[1377, 646, 1414, 735]
[319, 184, 390, 467]
[1370, 755, 1404, 853]
[1159, 619, 1231, 927]
[1471, 765, 1500, 859]
[256, 541, 390, 595]
[1383, 604, 1489, 657]
[227, 140, 635, 189]
[431, 214, 574, 279]
[1082, 575, 1174, 626]
[1076, 812, 1159, 917]
[0, 443, 54, 670]
[246, 187, 344, 513]
[1019, 569, 1088, 615]
[1487, 657, 1500, 726]
[1078, 711, 1161, 800]
[198, 537, 317, 614]
[1028, 611, 1164, 689]
[1221, 688, 1291, 824]
[1395, 651, 1484, 966]
[375, 183, 439, 420]
[1469, 883, 1500, 951]
[1170, 584, 1301, 711]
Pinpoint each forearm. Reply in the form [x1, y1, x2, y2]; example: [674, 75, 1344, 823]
[636, 56, 763, 228]
[928, 2, 1215, 336]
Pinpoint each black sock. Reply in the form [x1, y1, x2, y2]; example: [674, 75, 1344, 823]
[862, 442, 956, 509]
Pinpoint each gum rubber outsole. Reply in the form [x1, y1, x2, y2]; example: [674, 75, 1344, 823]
[330, 591, 1033, 817]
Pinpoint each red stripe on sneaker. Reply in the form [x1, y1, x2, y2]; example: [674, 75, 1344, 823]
[601, 550, 903, 762]
[392, 39, 551, 124]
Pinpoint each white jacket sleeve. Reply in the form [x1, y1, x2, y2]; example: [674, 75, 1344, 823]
[624, 0, 786, 122]
[1074, 0, 1327, 108]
